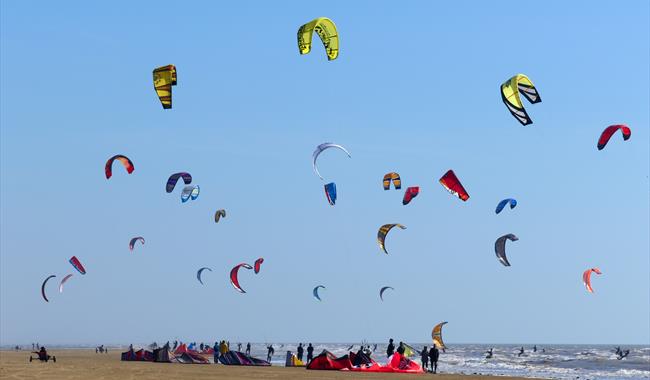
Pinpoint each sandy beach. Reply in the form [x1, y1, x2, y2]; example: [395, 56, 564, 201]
[0, 349, 546, 380]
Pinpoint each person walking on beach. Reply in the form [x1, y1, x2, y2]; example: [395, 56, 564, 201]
[429, 345, 439, 373]
[213, 342, 219, 363]
[297, 343, 304, 361]
[386, 339, 395, 357]
[397, 341, 405, 355]
[306, 343, 314, 364]
[421, 346, 429, 369]
[266, 344, 274, 362]
[246, 342, 251, 356]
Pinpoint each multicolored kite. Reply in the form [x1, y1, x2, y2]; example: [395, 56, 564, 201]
[439, 170, 469, 201]
[500, 74, 541, 125]
[153, 65, 177, 109]
[105, 155, 134, 179]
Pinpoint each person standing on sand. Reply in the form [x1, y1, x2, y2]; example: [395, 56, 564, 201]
[266, 344, 274, 362]
[246, 342, 251, 356]
[429, 345, 439, 373]
[297, 343, 304, 361]
[238, 343, 242, 352]
[213, 342, 219, 363]
[173, 341, 178, 350]
[386, 338, 395, 357]
[397, 341, 405, 355]
[306, 343, 314, 364]
[421, 346, 429, 370]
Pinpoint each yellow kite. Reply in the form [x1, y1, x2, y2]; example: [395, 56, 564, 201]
[500, 74, 541, 125]
[153, 65, 177, 109]
[297, 17, 339, 61]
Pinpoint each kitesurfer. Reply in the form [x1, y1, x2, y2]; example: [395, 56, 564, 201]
[246, 342, 251, 356]
[266, 344, 274, 362]
[617, 349, 630, 360]
[533, 345, 537, 353]
[297, 343, 304, 361]
[429, 345, 439, 373]
[421, 346, 429, 369]
[615, 346, 622, 355]
[397, 341, 406, 355]
[485, 348, 493, 359]
[307, 343, 314, 364]
[518, 347, 524, 357]
[386, 338, 395, 357]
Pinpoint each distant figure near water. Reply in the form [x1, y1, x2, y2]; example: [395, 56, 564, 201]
[266, 344, 274, 362]
[518, 347, 524, 357]
[386, 338, 395, 357]
[421, 346, 429, 369]
[533, 345, 537, 353]
[617, 349, 630, 360]
[306, 343, 314, 364]
[246, 343, 251, 356]
[429, 345, 439, 373]
[485, 348, 493, 359]
[297, 343, 304, 361]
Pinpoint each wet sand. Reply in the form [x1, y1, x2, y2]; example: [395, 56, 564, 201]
[0, 349, 545, 380]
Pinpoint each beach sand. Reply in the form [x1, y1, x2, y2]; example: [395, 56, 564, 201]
[0, 349, 543, 380]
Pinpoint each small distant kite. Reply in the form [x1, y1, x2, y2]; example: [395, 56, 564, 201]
[583, 268, 602, 293]
[59, 274, 73, 293]
[298, 17, 339, 61]
[377, 224, 406, 254]
[197, 267, 212, 285]
[597, 125, 631, 150]
[214, 209, 226, 223]
[69, 256, 86, 275]
[166, 172, 192, 193]
[494, 234, 518, 266]
[129, 237, 145, 251]
[254, 258, 264, 274]
[324, 182, 337, 205]
[379, 286, 394, 301]
[313, 285, 326, 301]
[105, 155, 134, 179]
[383, 172, 401, 190]
[230, 263, 253, 293]
[402, 186, 420, 205]
[439, 170, 469, 201]
[181, 185, 200, 203]
[153, 65, 177, 109]
[312, 143, 351, 180]
[500, 74, 541, 125]
[41, 275, 56, 302]
[495, 198, 517, 214]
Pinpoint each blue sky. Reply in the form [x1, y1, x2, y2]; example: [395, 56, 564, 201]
[1, 0, 648, 346]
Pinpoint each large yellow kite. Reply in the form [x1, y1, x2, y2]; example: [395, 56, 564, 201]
[297, 17, 339, 61]
[153, 65, 177, 109]
[500, 74, 541, 125]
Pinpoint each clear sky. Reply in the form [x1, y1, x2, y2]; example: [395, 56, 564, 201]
[1, 1, 648, 346]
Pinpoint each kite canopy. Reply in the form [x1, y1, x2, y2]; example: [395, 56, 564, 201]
[495, 234, 519, 266]
[402, 186, 420, 205]
[313, 285, 326, 301]
[129, 236, 145, 251]
[254, 258, 264, 274]
[324, 182, 337, 205]
[105, 155, 134, 179]
[312, 143, 351, 180]
[181, 185, 200, 203]
[69, 256, 86, 275]
[383, 172, 401, 190]
[597, 124, 631, 150]
[379, 286, 394, 301]
[166, 172, 192, 193]
[495, 198, 517, 214]
[439, 170, 469, 201]
[583, 267, 602, 293]
[153, 65, 177, 109]
[41, 275, 56, 302]
[197, 267, 212, 285]
[432, 321, 448, 349]
[59, 274, 73, 293]
[215, 209, 226, 223]
[230, 263, 253, 293]
[298, 17, 339, 60]
[377, 224, 406, 254]
[500, 74, 541, 125]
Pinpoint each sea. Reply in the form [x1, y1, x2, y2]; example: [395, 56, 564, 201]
[6, 343, 649, 380]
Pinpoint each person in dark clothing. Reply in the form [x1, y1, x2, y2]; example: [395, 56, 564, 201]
[615, 346, 622, 355]
[485, 348, 493, 359]
[266, 345, 274, 362]
[306, 343, 314, 364]
[246, 343, 251, 356]
[200, 343, 204, 351]
[421, 346, 429, 369]
[617, 349, 630, 360]
[297, 343, 304, 361]
[386, 339, 395, 357]
[429, 345, 439, 373]
[30, 346, 56, 362]
[533, 345, 537, 353]
[517, 347, 524, 357]
[173, 341, 178, 350]
[238, 343, 242, 352]
[213, 342, 219, 364]
[396, 342, 405, 355]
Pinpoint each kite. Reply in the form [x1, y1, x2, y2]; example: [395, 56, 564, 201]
[105, 155, 134, 179]
[597, 125, 631, 150]
[197, 267, 212, 285]
[181, 186, 200, 203]
[583, 268, 602, 293]
[254, 258, 264, 274]
[312, 143, 351, 180]
[439, 170, 469, 201]
[383, 172, 401, 190]
[495, 234, 519, 266]
[153, 65, 177, 109]
[313, 285, 326, 301]
[59, 274, 73, 293]
[69, 256, 86, 275]
[166, 172, 192, 193]
[191, 185, 200, 200]
[230, 263, 253, 293]
[402, 186, 420, 205]
[129, 237, 145, 251]
[432, 322, 448, 350]
[324, 182, 337, 206]
[495, 198, 517, 214]
[41, 275, 56, 302]
[500, 74, 541, 125]
[297, 17, 339, 61]
[379, 286, 394, 301]
[377, 224, 406, 254]
[214, 209, 226, 223]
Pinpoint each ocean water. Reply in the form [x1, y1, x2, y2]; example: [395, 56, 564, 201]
[7, 342, 648, 379]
